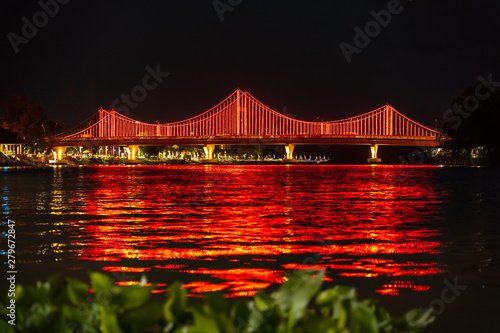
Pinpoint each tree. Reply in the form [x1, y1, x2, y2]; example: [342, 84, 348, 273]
[2, 94, 49, 150]
[442, 83, 500, 166]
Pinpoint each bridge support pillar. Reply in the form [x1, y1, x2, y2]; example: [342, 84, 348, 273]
[283, 144, 297, 163]
[128, 145, 139, 161]
[367, 144, 381, 163]
[55, 147, 66, 161]
[202, 144, 217, 163]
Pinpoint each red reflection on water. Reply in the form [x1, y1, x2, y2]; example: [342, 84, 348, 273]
[376, 281, 431, 295]
[102, 266, 151, 273]
[67, 165, 446, 296]
[175, 268, 285, 295]
[183, 281, 228, 294]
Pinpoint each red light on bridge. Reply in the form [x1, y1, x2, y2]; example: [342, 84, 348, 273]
[54, 90, 442, 151]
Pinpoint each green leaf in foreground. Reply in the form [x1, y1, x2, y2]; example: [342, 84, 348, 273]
[6, 270, 434, 333]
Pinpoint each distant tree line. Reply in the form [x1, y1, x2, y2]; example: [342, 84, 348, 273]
[441, 79, 500, 166]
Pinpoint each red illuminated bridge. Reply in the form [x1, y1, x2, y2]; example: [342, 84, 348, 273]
[53, 89, 442, 162]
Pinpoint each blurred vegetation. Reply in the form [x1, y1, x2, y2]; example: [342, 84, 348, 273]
[1, 270, 433, 333]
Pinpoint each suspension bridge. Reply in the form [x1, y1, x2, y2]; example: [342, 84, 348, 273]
[53, 89, 442, 162]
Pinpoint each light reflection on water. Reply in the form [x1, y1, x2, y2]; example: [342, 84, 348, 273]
[1, 165, 469, 297]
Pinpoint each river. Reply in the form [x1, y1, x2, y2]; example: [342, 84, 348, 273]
[2, 165, 500, 332]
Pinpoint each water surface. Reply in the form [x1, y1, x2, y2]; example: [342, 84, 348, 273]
[2, 165, 500, 331]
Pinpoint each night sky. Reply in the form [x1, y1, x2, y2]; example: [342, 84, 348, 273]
[2, 0, 499, 128]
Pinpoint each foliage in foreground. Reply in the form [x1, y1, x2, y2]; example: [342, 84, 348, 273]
[1, 270, 434, 333]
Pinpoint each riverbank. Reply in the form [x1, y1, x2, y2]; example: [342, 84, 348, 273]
[7, 156, 335, 166]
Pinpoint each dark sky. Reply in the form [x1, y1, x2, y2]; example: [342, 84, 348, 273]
[1, 0, 499, 128]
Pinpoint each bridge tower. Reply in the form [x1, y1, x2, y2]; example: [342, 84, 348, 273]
[236, 89, 240, 135]
[99, 108, 104, 137]
[111, 109, 116, 137]
[385, 105, 394, 136]
[236, 89, 248, 136]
